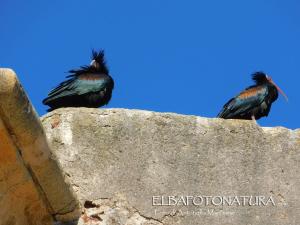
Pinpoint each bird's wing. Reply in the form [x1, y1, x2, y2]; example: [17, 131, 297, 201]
[43, 74, 110, 104]
[218, 86, 268, 118]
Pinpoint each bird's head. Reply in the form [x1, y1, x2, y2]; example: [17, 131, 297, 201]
[89, 50, 109, 74]
[252, 71, 288, 101]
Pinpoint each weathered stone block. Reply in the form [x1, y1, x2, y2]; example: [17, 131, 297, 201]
[42, 108, 300, 225]
[0, 69, 80, 224]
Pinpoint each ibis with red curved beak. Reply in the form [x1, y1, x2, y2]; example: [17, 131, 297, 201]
[218, 72, 288, 121]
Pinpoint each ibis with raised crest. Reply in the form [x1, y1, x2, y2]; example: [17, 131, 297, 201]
[43, 50, 114, 111]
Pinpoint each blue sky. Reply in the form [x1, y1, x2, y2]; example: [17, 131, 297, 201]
[0, 0, 299, 129]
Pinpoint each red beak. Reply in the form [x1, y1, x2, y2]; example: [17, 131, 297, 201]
[269, 80, 288, 102]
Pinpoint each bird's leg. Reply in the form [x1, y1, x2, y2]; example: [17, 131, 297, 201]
[251, 115, 257, 124]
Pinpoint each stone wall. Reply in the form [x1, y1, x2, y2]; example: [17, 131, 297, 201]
[42, 108, 300, 225]
[0, 69, 80, 225]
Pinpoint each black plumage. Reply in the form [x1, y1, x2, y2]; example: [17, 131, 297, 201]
[43, 50, 114, 111]
[217, 72, 288, 120]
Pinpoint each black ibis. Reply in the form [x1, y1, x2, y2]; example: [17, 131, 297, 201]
[43, 50, 114, 111]
[217, 72, 288, 121]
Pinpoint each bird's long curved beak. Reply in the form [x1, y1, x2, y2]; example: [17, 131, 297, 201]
[270, 80, 289, 102]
